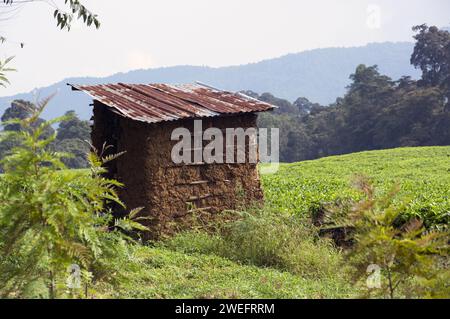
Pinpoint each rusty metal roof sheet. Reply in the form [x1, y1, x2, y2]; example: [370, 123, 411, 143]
[69, 82, 275, 124]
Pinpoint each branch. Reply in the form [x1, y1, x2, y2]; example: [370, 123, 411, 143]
[1, 0, 100, 31]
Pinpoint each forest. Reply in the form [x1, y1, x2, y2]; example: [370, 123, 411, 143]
[257, 25, 450, 162]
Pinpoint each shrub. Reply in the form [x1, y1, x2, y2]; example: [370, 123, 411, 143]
[0, 98, 146, 298]
[339, 176, 449, 298]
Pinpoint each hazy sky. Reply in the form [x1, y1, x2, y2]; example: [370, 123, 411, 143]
[0, 0, 449, 96]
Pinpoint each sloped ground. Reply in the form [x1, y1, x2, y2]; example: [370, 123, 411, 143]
[95, 246, 353, 299]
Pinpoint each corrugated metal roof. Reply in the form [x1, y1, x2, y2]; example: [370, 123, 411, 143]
[69, 82, 275, 124]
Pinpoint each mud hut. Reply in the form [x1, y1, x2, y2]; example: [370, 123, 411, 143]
[70, 82, 275, 239]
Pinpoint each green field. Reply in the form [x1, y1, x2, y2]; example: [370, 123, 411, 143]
[262, 146, 450, 226]
[94, 146, 449, 298]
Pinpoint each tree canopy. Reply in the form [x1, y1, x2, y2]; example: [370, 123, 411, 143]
[411, 24, 450, 111]
[54, 110, 91, 168]
[0, 103, 90, 170]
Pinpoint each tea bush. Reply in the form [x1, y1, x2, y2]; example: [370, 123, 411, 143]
[262, 146, 450, 227]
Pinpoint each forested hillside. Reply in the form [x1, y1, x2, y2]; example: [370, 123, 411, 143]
[257, 25, 450, 162]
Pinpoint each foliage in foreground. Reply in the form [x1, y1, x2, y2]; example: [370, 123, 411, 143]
[0, 99, 145, 298]
[326, 176, 449, 298]
[0, 57, 15, 88]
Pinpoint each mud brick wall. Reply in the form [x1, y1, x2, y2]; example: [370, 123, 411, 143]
[92, 102, 264, 240]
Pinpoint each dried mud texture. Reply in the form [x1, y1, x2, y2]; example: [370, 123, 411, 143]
[91, 102, 264, 240]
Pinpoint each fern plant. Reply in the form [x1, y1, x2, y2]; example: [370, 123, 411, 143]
[0, 97, 147, 298]
[340, 176, 449, 298]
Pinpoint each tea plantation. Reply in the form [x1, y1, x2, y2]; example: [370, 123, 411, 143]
[262, 146, 450, 227]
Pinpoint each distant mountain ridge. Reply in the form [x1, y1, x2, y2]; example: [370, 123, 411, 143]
[0, 42, 420, 120]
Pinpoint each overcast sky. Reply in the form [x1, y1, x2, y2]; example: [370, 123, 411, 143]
[0, 0, 449, 96]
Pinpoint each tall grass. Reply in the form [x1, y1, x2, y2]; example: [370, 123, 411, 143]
[162, 209, 349, 282]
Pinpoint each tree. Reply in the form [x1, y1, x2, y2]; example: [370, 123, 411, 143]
[54, 138, 89, 169]
[293, 97, 319, 116]
[340, 65, 395, 151]
[259, 92, 302, 116]
[0, 100, 55, 172]
[411, 25, 450, 110]
[56, 110, 90, 141]
[411, 25, 450, 87]
[0, 99, 54, 137]
[52, 110, 90, 168]
[2, 99, 35, 130]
